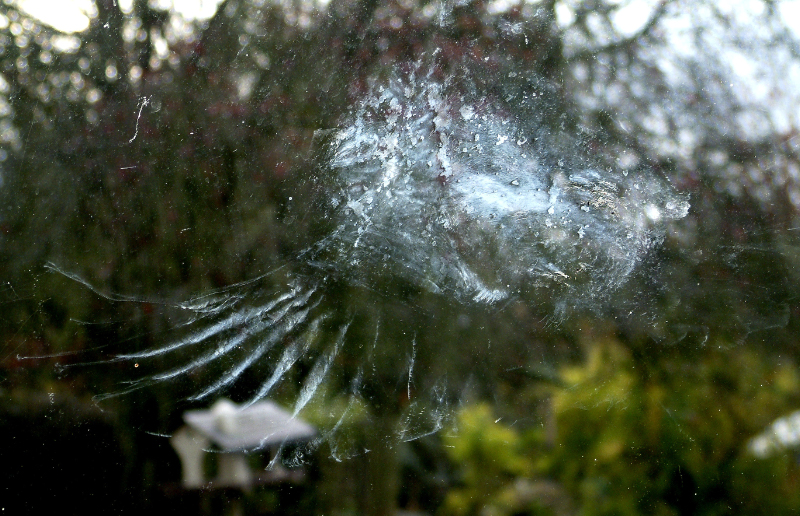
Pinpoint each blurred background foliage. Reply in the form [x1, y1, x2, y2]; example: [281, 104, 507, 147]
[442, 337, 800, 516]
[2, 0, 800, 514]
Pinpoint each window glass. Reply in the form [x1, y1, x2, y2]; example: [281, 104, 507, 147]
[2, 1, 800, 514]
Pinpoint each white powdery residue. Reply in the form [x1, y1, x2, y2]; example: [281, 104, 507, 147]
[387, 131, 401, 153]
[546, 262, 570, 280]
[324, 64, 690, 318]
[453, 174, 550, 218]
[437, 132, 453, 177]
[547, 185, 561, 216]
[665, 198, 691, 219]
[386, 96, 401, 129]
[645, 204, 662, 222]
[381, 156, 401, 188]
[452, 261, 508, 303]
[472, 284, 508, 303]
[407, 336, 416, 400]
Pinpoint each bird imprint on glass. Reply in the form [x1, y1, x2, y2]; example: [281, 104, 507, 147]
[54, 61, 689, 463]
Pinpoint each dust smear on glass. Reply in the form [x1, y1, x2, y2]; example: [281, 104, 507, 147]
[56, 59, 688, 462]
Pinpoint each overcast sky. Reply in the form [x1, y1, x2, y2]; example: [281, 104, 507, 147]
[11, 0, 800, 137]
[17, 0, 225, 32]
[15, 0, 800, 38]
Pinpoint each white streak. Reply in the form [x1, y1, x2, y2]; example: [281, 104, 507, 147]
[117, 290, 298, 360]
[128, 96, 151, 144]
[187, 303, 315, 400]
[147, 288, 316, 382]
[242, 314, 324, 408]
[293, 320, 350, 416]
[407, 334, 416, 401]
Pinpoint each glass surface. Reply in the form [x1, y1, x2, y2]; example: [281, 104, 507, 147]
[2, 0, 800, 514]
